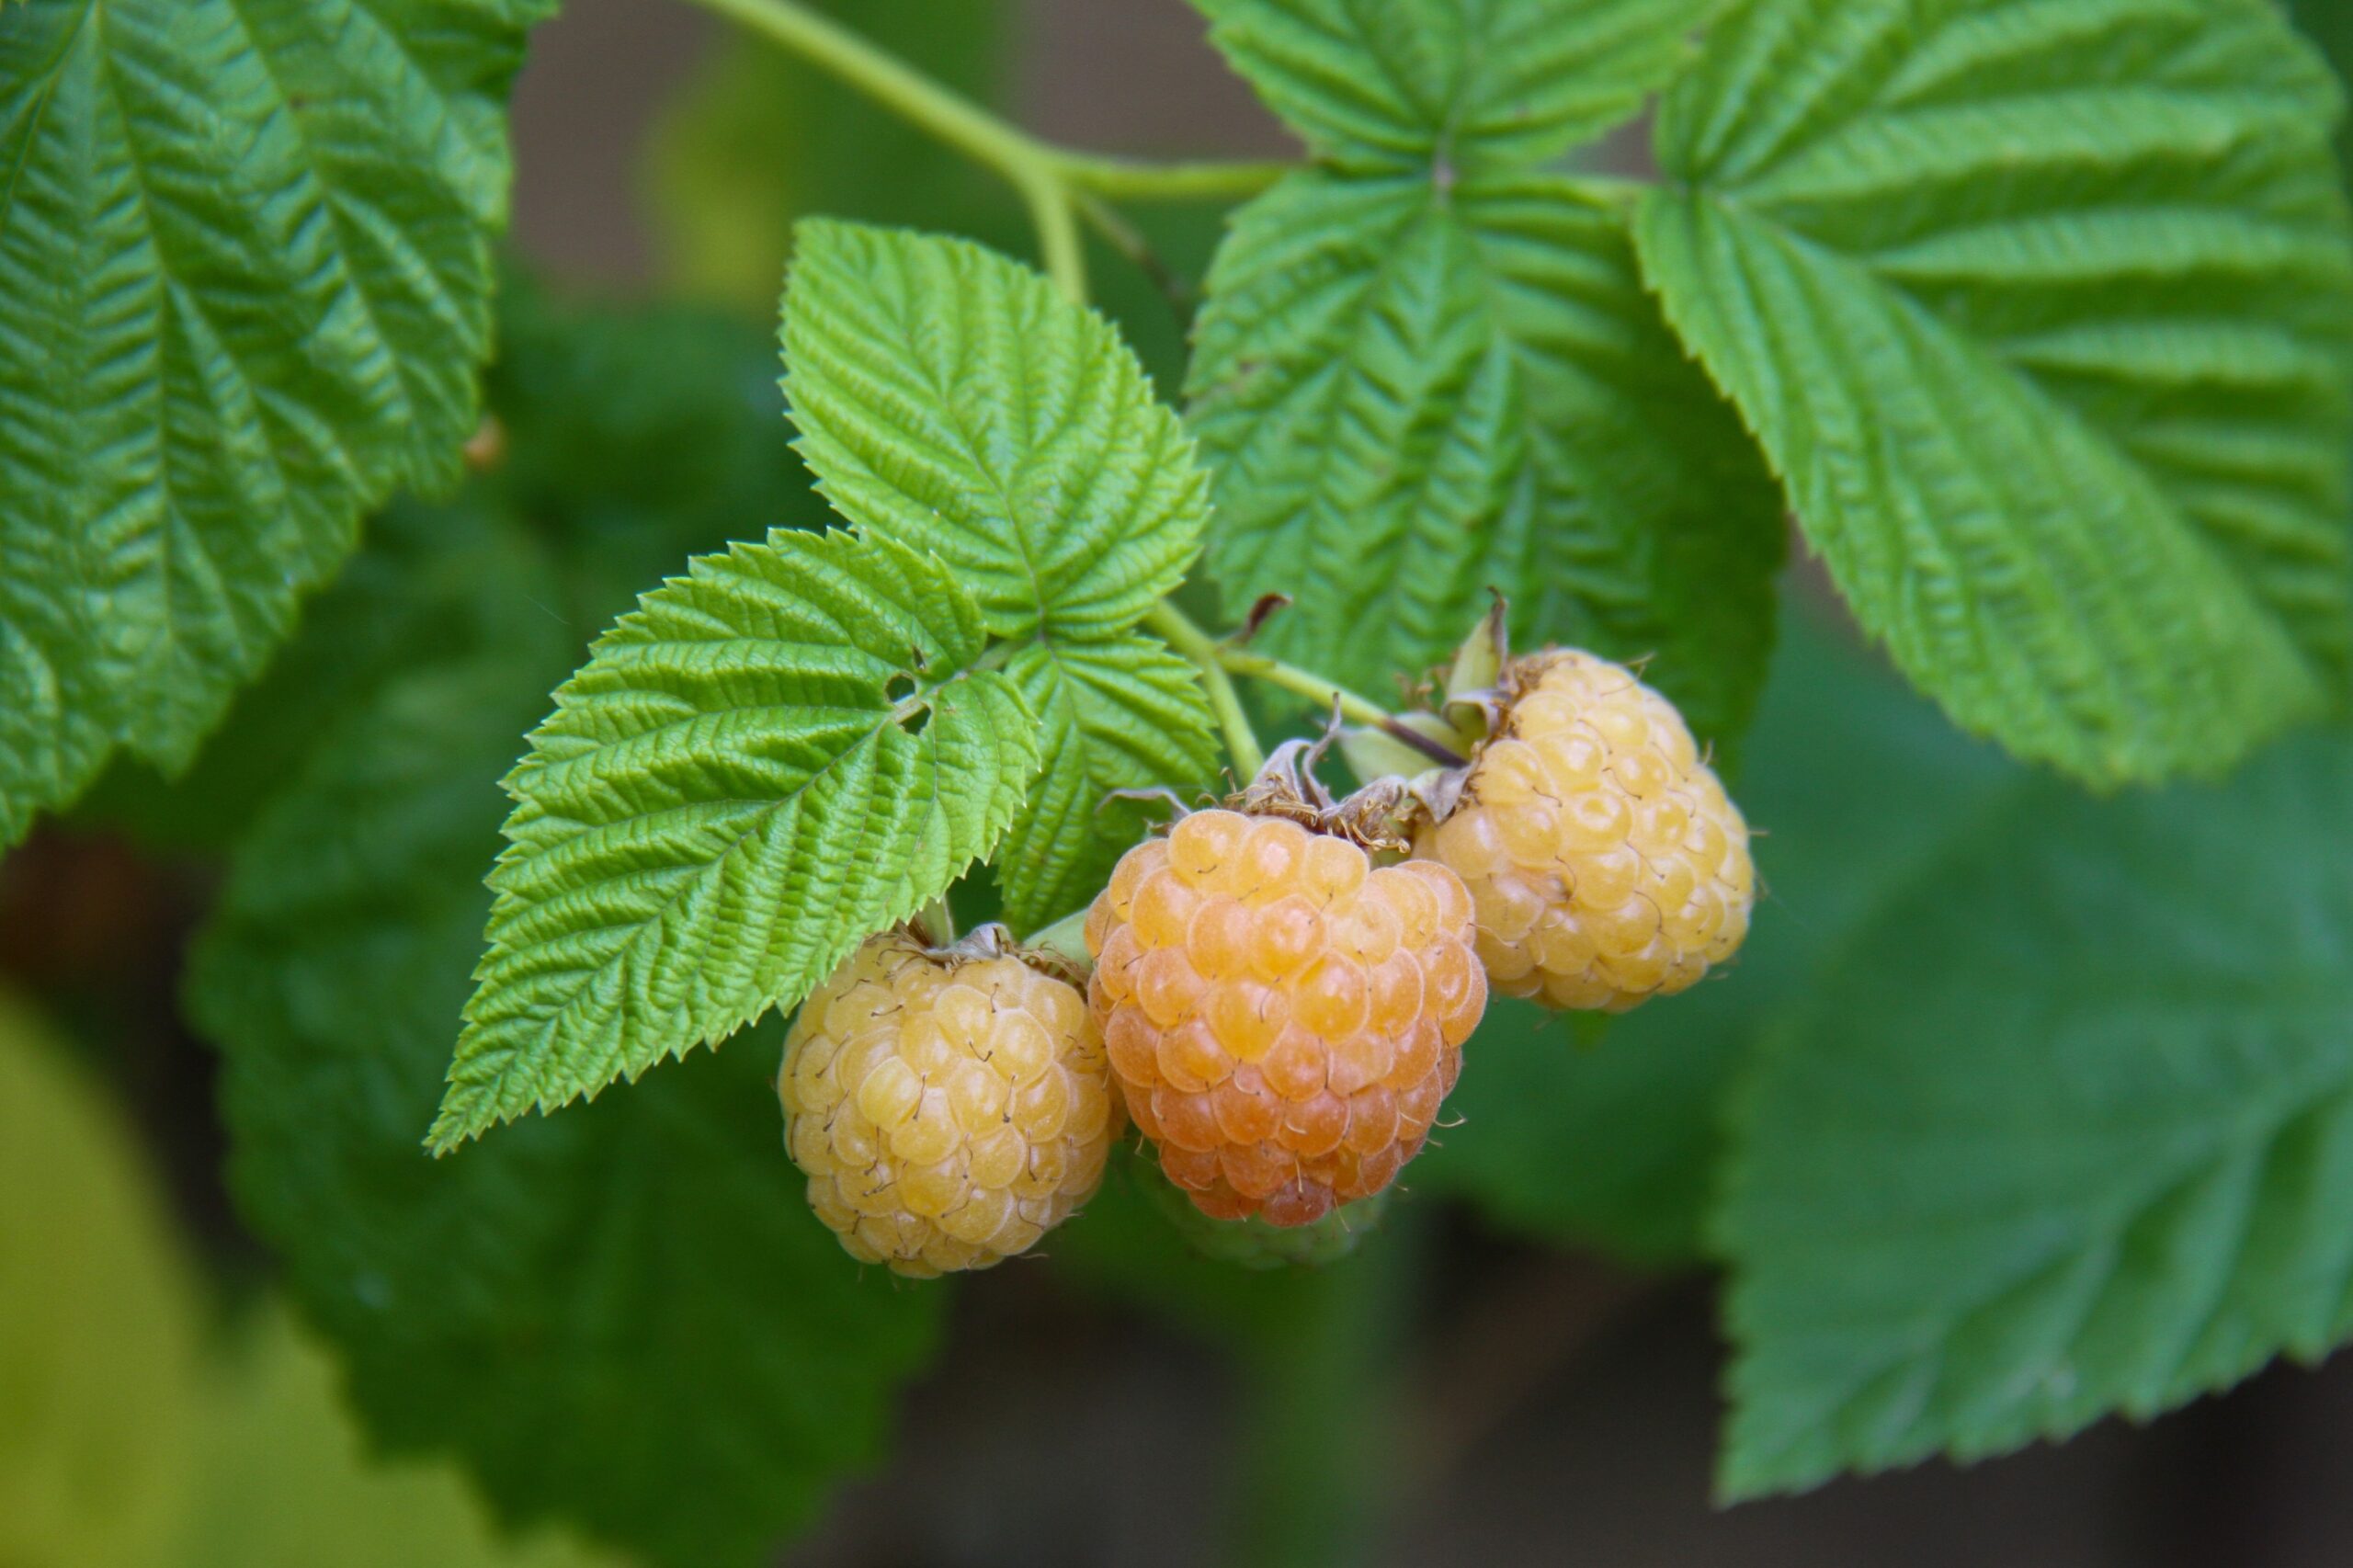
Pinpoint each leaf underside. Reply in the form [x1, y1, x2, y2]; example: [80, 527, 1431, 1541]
[1718, 733, 2353, 1498]
[0, 0, 542, 843]
[1639, 0, 2353, 785]
[1420, 605, 2019, 1262]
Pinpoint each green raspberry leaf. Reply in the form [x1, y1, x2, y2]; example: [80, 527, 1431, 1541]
[189, 437, 941, 1567]
[1191, 172, 1783, 744]
[2290, 0, 2353, 192]
[77, 278, 821, 855]
[1639, 0, 2353, 786]
[781, 220, 1210, 640]
[432, 526, 1042, 1150]
[996, 635, 1222, 931]
[0, 0, 543, 846]
[1716, 732, 2353, 1498]
[1195, 0, 1715, 172]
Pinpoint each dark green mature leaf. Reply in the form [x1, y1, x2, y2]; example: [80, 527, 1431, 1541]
[2290, 0, 2353, 183]
[435, 527, 1040, 1149]
[1718, 732, 2353, 1498]
[782, 221, 1210, 640]
[1421, 604, 2016, 1261]
[1196, 0, 1712, 171]
[78, 278, 817, 853]
[1191, 171, 1782, 743]
[997, 637, 1222, 931]
[0, 0, 544, 846]
[1640, 0, 2353, 786]
[190, 474, 941, 1568]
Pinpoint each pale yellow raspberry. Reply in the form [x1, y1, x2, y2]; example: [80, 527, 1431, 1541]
[779, 931, 1118, 1277]
[1415, 649, 1754, 1013]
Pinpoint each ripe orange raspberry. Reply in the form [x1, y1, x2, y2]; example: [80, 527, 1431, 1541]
[779, 930, 1119, 1277]
[1415, 649, 1754, 1012]
[1085, 809, 1484, 1228]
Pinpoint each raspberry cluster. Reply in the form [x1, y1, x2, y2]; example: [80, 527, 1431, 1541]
[1416, 649, 1753, 1012]
[779, 931, 1119, 1277]
[1085, 809, 1484, 1227]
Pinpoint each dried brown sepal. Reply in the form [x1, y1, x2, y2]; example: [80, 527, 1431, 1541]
[1229, 722, 1415, 854]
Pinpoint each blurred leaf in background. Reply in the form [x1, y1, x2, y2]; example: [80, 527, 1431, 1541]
[0, 984, 627, 1568]
[644, 0, 1014, 312]
[1717, 730, 2353, 1497]
[641, 0, 1223, 393]
[1417, 599, 2019, 1264]
[0, 993, 199, 1568]
[2290, 0, 2353, 176]
[1051, 1144, 1422, 1568]
[186, 290, 940, 1568]
[184, 1306, 621, 1568]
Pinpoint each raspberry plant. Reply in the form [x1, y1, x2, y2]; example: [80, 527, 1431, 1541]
[9, 0, 2353, 1562]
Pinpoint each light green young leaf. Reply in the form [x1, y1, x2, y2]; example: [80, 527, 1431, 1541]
[1717, 733, 2353, 1499]
[781, 221, 1209, 639]
[996, 634, 1222, 931]
[0, 993, 199, 1568]
[189, 484, 942, 1568]
[0, 0, 544, 846]
[434, 527, 1041, 1149]
[1639, 0, 2353, 786]
[1195, 0, 1714, 171]
[1191, 172, 1783, 743]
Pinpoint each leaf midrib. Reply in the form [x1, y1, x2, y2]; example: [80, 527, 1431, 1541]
[459, 660, 995, 1128]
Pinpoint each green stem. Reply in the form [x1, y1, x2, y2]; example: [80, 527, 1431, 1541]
[1145, 602, 1266, 778]
[1052, 152, 1293, 203]
[684, 0, 1290, 292]
[1020, 173, 1088, 303]
[1226, 1209, 1425, 1568]
[691, 0, 1040, 182]
[1214, 647, 1394, 730]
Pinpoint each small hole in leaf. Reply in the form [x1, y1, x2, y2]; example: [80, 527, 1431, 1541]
[897, 705, 930, 736]
[885, 674, 917, 703]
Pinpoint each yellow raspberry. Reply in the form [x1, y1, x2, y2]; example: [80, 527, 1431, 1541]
[1415, 648, 1755, 1012]
[778, 930, 1119, 1278]
[1085, 809, 1484, 1228]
